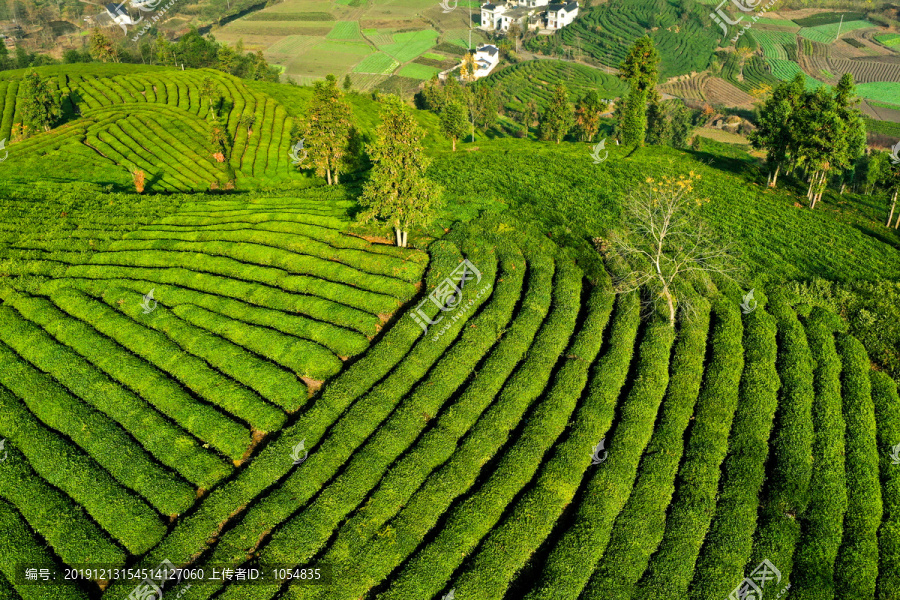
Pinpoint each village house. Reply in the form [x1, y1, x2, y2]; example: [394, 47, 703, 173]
[480, 0, 578, 32]
[472, 44, 500, 78]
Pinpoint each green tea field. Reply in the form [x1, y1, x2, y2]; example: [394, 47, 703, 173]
[1, 4, 900, 597]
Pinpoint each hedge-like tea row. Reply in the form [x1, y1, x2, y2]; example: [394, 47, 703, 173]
[3, 288, 248, 468]
[0, 385, 166, 554]
[49, 287, 286, 434]
[581, 297, 711, 599]
[172, 303, 342, 380]
[298, 243, 557, 600]
[124, 225, 427, 283]
[0, 497, 91, 600]
[205, 236, 502, 600]
[686, 294, 780, 599]
[100, 239, 470, 600]
[0, 304, 196, 514]
[834, 334, 882, 599]
[102, 238, 417, 301]
[0, 435, 126, 566]
[102, 285, 307, 413]
[746, 292, 815, 587]
[284, 243, 560, 600]
[242, 240, 525, 581]
[41, 276, 365, 358]
[373, 262, 591, 600]
[60, 264, 380, 336]
[872, 370, 900, 599]
[446, 287, 624, 600]
[634, 297, 744, 598]
[788, 307, 848, 600]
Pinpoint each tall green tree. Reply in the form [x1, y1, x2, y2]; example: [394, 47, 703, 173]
[359, 96, 443, 248]
[539, 84, 574, 144]
[669, 100, 694, 148]
[299, 76, 353, 185]
[795, 74, 865, 209]
[19, 71, 60, 135]
[440, 101, 468, 151]
[574, 90, 603, 142]
[618, 36, 660, 147]
[472, 85, 498, 130]
[749, 74, 804, 188]
[645, 96, 670, 145]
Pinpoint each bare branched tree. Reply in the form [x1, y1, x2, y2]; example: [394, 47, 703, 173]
[607, 172, 737, 326]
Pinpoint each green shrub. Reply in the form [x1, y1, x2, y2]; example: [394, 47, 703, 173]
[834, 334, 882, 598]
[0, 386, 166, 555]
[0, 497, 91, 600]
[872, 370, 900, 599]
[583, 297, 711, 598]
[0, 303, 197, 514]
[788, 307, 849, 600]
[633, 296, 744, 598]
[687, 292, 780, 598]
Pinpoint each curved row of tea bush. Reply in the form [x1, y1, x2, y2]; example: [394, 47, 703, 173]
[834, 334, 882, 598]
[100, 237, 470, 600]
[449, 289, 632, 599]
[226, 239, 524, 595]
[0, 436, 126, 566]
[872, 370, 900, 598]
[0, 497, 91, 600]
[788, 307, 848, 600]
[515, 307, 679, 600]
[0, 385, 166, 554]
[584, 297, 711, 599]
[687, 293, 780, 599]
[0, 303, 197, 514]
[296, 241, 557, 600]
[747, 292, 815, 587]
[59, 264, 380, 336]
[633, 297, 744, 598]
[0, 287, 249, 470]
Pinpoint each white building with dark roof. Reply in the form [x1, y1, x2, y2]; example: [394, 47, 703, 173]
[480, 0, 577, 32]
[473, 44, 500, 77]
[545, 0, 578, 29]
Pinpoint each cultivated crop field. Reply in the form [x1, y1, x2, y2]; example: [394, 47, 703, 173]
[482, 60, 628, 112]
[2, 53, 900, 600]
[0, 65, 298, 190]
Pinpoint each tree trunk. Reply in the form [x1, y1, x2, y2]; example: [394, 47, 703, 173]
[887, 189, 897, 227]
[663, 287, 675, 327]
[401, 230, 408, 248]
[769, 164, 780, 188]
[452, 137, 456, 151]
[395, 228, 402, 247]
[326, 168, 332, 186]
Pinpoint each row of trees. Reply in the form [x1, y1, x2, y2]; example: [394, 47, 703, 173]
[2, 28, 278, 83]
[292, 76, 440, 247]
[750, 73, 867, 208]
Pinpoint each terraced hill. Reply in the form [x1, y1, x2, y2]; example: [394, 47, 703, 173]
[1, 60, 900, 600]
[0, 65, 299, 191]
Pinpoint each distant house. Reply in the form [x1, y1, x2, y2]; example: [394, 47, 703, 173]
[480, 0, 577, 31]
[104, 3, 139, 29]
[545, 1, 578, 29]
[472, 44, 500, 78]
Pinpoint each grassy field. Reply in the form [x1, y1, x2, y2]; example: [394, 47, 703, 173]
[1, 61, 900, 600]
